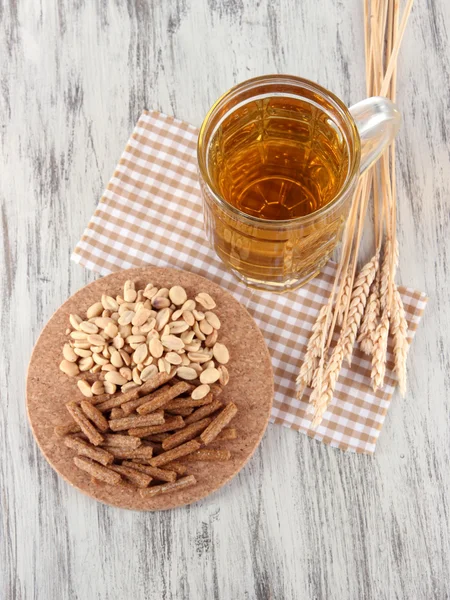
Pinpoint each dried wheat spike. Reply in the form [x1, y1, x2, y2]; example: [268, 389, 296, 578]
[341, 255, 379, 365]
[380, 238, 399, 314]
[391, 286, 409, 396]
[358, 271, 381, 355]
[296, 304, 329, 397]
[310, 365, 321, 390]
[336, 269, 353, 327]
[379, 239, 391, 312]
[371, 312, 389, 392]
[306, 257, 379, 424]
[309, 336, 346, 428]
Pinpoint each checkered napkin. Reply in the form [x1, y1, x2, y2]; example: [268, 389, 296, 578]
[72, 110, 427, 454]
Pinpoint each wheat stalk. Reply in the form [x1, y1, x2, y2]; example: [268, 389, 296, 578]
[391, 285, 409, 395]
[371, 311, 389, 392]
[380, 0, 415, 96]
[358, 271, 381, 355]
[341, 254, 379, 364]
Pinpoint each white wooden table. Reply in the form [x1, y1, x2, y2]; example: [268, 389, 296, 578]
[1, 1, 449, 598]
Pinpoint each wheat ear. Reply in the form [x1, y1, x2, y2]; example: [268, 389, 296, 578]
[391, 285, 409, 396]
[336, 269, 353, 326]
[296, 304, 329, 397]
[309, 337, 346, 428]
[380, 238, 399, 314]
[341, 254, 379, 365]
[310, 259, 378, 425]
[358, 271, 381, 355]
[371, 311, 389, 392]
[379, 239, 392, 312]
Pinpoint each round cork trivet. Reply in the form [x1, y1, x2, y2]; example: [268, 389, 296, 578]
[26, 266, 273, 510]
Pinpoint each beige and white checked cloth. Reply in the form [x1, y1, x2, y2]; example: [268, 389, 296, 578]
[72, 110, 427, 454]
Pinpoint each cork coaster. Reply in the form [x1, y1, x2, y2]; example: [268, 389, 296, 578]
[26, 266, 274, 510]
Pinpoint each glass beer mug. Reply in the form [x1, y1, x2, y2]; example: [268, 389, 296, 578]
[197, 75, 400, 292]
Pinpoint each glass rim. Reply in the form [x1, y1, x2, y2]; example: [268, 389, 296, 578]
[197, 74, 361, 228]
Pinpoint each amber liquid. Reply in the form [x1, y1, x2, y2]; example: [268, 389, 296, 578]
[207, 96, 349, 220]
[201, 91, 353, 290]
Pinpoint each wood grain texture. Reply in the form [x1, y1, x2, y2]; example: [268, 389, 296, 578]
[1, 0, 449, 598]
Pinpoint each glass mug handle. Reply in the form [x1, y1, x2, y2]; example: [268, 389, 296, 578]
[349, 96, 401, 173]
